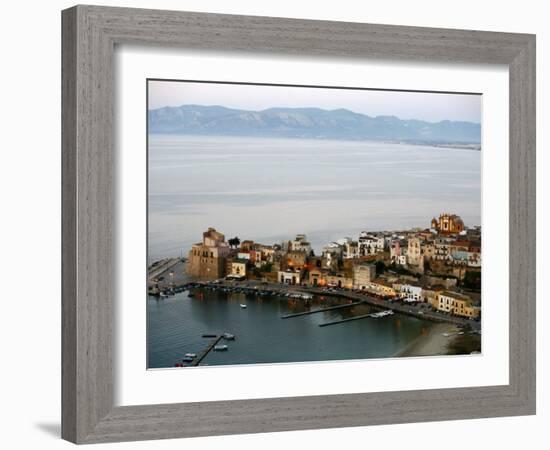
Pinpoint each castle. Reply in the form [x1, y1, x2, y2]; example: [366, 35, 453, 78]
[187, 227, 231, 280]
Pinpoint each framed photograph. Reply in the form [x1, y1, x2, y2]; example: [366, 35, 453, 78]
[62, 5, 536, 444]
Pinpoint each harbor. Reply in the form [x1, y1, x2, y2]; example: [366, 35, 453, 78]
[148, 268, 480, 332]
[147, 263, 480, 368]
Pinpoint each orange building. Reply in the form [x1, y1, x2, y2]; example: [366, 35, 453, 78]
[431, 213, 465, 234]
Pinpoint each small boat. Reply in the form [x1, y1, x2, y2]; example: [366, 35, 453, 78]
[240, 304, 247, 309]
[223, 333, 235, 340]
[369, 310, 394, 318]
[213, 344, 228, 351]
[188, 292, 195, 298]
[184, 353, 197, 358]
[182, 356, 194, 362]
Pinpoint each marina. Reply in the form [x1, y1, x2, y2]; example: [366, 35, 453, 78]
[148, 286, 441, 368]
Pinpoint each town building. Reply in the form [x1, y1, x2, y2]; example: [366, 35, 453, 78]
[407, 237, 423, 266]
[278, 270, 302, 285]
[433, 237, 452, 261]
[358, 232, 385, 255]
[290, 234, 312, 253]
[343, 240, 360, 259]
[285, 251, 308, 270]
[431, 213, 465, 235]
[187, 227, 231, 280]
[363, 278, 397, 298]
[394, 283, 424, 302]
[228, 260, 247, 279]
[353, 263, 376, 290]
[326, 274, 353, 289]
[436, 291, 480, 319]
[308, 267, 328, 286]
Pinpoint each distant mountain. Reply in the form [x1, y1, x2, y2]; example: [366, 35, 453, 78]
[148, 104, 481, 144]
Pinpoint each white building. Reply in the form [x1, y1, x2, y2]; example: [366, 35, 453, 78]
[278, 270, 302, 285]
[396, 284, 424, 302]
[290, 234, 312, 253]
[358, 232, 385, 255]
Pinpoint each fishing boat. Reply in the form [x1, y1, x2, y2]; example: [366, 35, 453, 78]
[213, 344, 228, 351]
[223, 333, 235, 340]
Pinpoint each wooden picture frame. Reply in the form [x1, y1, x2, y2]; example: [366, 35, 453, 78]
[61, 5, 536, 444]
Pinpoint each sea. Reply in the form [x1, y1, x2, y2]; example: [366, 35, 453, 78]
[147, 134, 481, 368]
[148, 134, 481, 260]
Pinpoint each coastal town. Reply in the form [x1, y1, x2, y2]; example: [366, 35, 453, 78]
[149, 213, 481, 323]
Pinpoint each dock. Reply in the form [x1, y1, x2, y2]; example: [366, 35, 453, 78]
[281, 301, 365, 319]
[319, 313, 378, 327]
[188, 334, 224, 366]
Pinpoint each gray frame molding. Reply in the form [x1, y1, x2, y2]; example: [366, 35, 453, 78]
[62, 5, 536, 444]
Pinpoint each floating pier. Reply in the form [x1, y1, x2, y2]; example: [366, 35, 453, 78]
[319, 312, 390, 327]
[281, 301, 365, 319]
[188, 335, 224, 366]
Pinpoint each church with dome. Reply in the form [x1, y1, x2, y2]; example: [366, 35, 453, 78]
[430, 213, 465, 235]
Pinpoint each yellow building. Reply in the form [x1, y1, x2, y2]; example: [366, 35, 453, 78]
[230, 260, 247, 278]
[436, 291, 480, 319]
[364, 278, 397, 297]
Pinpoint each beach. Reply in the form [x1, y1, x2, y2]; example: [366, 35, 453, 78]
[396, 323, 460, 358]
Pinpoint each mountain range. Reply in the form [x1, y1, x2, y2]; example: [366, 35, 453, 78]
[148, 104, 481, 144]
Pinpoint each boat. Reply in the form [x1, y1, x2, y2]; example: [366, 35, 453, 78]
[188, 292, 195, 298]
[223, 333, 235, 340]
[213, 344, 228, 351]
[369, 310, 394, 318]
[184, 353, 197, 358]
[240, 304, 247, 308]
[182, 356, 194, 362]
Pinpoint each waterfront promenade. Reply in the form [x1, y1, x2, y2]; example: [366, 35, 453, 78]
[148, 259, 480, 332]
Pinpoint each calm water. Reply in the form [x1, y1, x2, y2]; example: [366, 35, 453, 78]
[148, 135, 481, 260]
[147, 288, 432, 368]
[147, 134, 479, 368]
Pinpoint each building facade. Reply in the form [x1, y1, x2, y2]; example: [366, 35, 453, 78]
[353, 263, 376, 290]
[187, 227, 231, 280]
[431, 213, 465, 235]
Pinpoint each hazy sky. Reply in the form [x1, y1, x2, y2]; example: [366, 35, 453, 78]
[148, 80, 481, 124]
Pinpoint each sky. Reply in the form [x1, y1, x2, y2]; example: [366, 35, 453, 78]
[148, 80, 481, 124]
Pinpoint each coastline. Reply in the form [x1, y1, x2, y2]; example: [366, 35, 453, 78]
[395, 323, 459, 358]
